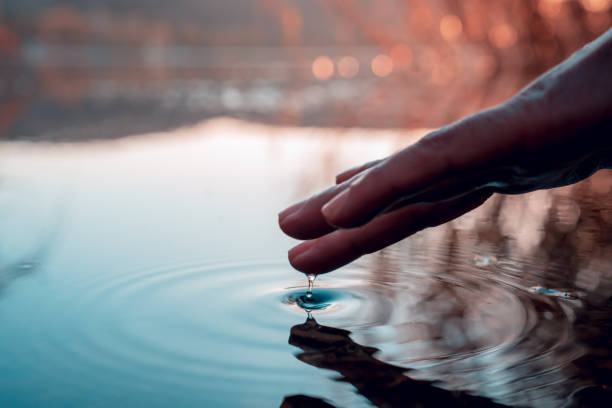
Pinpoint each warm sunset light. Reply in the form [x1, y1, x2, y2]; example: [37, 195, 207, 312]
[371, 54, 393, 77]
[390, 43, 413, 69]
[312, 56, 334, 80]
[538, 0, 564, 19]
[440, 14, 463, 41]
[337, 56, 359, 78]
[430, 62, 456, 86]
[580, 0, 612, 12]
[474, 53, 497, 77]
[488, 24, 518, 48]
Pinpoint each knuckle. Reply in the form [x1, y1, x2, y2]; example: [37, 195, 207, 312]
[415, 132, 453, 173]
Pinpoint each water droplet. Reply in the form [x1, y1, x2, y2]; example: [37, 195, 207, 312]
[306, 274, 316, 298]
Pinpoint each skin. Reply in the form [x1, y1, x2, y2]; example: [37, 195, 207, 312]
[279, 28, 612, 275]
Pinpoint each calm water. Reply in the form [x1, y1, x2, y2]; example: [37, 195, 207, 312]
[0, 119, 610, 407]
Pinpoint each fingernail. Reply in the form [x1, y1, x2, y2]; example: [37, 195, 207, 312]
[335, 167, 356, 183]
[289, 241, 317, 265]
[278, 200, 305, 222]
[321, 188, 350, 221]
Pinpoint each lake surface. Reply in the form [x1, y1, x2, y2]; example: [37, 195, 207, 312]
[0, 119, 610, 407]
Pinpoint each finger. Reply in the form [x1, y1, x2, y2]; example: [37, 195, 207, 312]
[378, 165, 517, 211]
[335, 159, 382, 184]
[321, 112, 520, 228]
[289, 189, 492, 275]
[278, 182, 347, 240]
[279, 165, 381, 240]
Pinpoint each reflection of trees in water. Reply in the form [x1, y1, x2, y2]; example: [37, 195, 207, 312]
[519, 172, 612, 293]
[340, 170, 612, 406]
[283, 314, 611, 407]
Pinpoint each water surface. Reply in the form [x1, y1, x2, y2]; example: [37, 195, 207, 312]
[0, 119, 610, 407]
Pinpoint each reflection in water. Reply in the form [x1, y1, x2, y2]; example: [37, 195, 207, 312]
[0, 120, 610, 407]
[339, 169, 612, 408]
[281, 394, 337, 408]
[288, 316, 505, 408]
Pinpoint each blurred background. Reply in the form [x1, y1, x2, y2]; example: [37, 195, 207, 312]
[1, 0, 611, 141]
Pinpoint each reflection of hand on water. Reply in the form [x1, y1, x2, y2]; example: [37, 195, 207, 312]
[281, 269, 612, 408]
[279, 28, 612, 275]
[285, 316, 505, 408]
[280, 394, 336, 408]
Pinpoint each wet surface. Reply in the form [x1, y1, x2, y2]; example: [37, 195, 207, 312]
[0, 119, 610, 407]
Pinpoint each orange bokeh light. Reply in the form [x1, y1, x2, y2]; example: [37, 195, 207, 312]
[312, 56, 334, 80]
[580, 0, 612, 12]
[371, 54, 393, 77]
[440, 14, 463, 41]
[488, 24, 518, 48]
[337, 56, 359, 78]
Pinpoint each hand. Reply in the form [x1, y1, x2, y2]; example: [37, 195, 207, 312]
[279, 28, 612, 275]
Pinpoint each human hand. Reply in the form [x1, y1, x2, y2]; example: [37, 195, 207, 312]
[279, 29, 612, 275]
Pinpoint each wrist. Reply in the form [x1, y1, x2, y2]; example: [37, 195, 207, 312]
[506, 29, 612, 152]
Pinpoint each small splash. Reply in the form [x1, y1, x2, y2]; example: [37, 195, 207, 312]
[298, 292, 332, 311]
[283, 288, 345, 312]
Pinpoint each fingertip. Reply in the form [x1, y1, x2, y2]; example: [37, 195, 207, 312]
[278, 212, 297, 236]
[335, 167, 359, 185]
[278, 200, 306, 223]
[279, 211, 336, 240]
[335, 169, 358, 184]
[335, 159, 382, 185]
[288, 241, 318, 273]
[288, 240, 342, 275]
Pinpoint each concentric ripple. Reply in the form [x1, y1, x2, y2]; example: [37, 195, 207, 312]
[1, 256, 602, 408]
[346, 253, 592, 408]
[10, 259, 391, 407]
